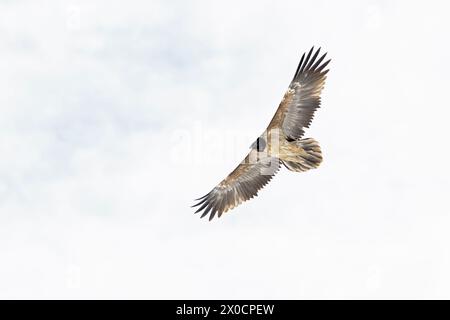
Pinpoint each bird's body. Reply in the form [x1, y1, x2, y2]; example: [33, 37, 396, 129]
[193, 47, 330, 220]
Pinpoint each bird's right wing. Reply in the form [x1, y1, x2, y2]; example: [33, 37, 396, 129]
[193, 152, 280, 220]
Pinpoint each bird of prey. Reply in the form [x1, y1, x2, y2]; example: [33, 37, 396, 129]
[193, 47, 330, 220]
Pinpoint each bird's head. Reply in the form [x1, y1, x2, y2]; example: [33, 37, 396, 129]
[250, 136, 266, 152]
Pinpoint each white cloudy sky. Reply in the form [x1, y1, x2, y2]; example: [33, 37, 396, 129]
[1, 0, 450, 299]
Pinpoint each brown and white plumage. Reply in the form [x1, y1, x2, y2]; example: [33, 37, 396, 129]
[193, 155, 280, 220]
[193, 47, 330, 220]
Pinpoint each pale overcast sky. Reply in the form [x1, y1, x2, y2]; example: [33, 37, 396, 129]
[1, 0, 450, 299]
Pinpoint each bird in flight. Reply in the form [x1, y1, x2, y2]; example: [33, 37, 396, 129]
[193, 47, 330, 220]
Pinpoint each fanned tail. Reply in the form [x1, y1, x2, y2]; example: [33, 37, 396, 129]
[282, 138, 322, 172]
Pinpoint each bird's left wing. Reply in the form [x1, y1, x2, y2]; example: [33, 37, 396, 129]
[193, 153, 280, 220]
[268, 47, 330, 140]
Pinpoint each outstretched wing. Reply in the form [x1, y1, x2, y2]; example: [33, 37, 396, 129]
[193, 153, 280, 221]
[268, 47, 330, 140]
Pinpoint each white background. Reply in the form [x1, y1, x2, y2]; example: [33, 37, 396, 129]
[1, 0, 449, 299]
